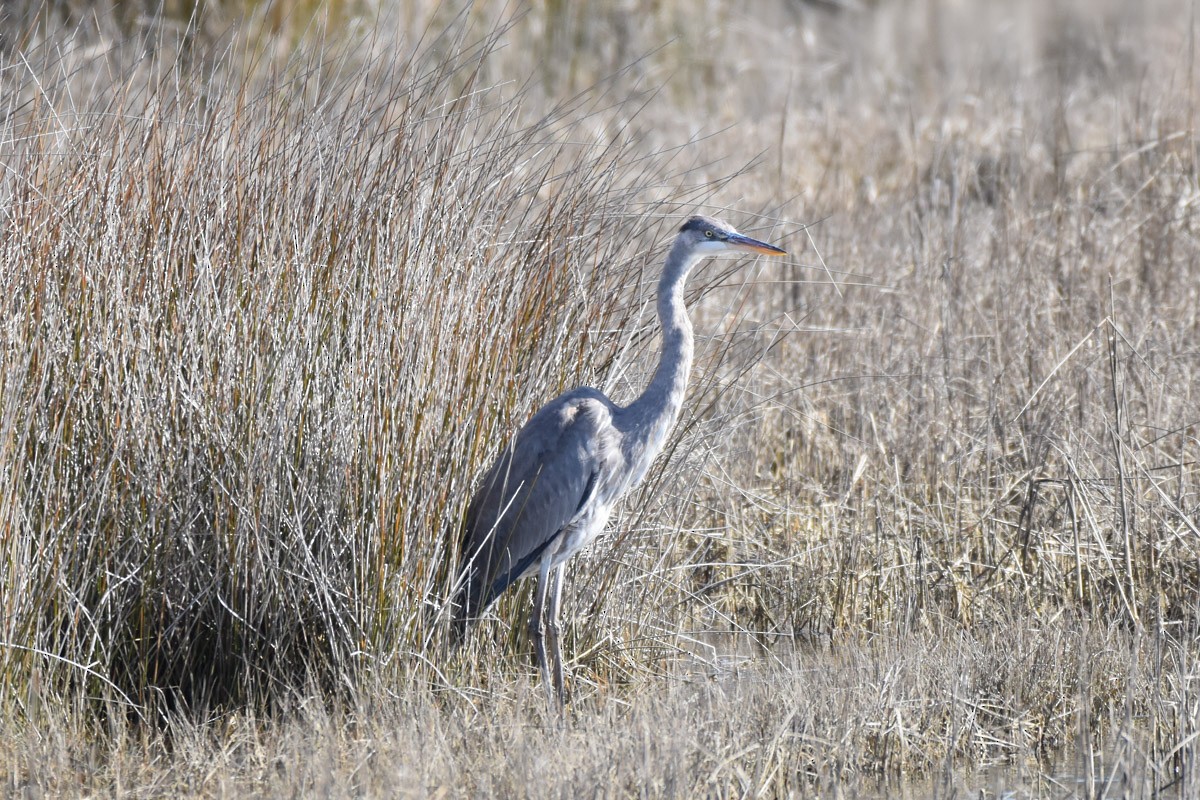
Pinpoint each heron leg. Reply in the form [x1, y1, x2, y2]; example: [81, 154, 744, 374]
[545, 563, 567, 706]
[529, 554, 558, 710]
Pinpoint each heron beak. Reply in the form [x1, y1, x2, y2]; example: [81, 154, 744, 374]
[727, 232, 787, 256]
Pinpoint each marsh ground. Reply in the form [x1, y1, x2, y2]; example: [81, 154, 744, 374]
[2, 0, 1198, 796]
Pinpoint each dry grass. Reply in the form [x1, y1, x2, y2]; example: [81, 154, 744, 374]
[2, 0, 1199, 796]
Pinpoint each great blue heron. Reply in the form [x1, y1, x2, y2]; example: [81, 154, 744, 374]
[452, 215, 786, 707]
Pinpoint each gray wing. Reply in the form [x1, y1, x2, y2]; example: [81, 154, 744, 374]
[454, 388, 616, 626]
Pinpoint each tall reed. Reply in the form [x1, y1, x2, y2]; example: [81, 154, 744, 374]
[0, 8, 722, 717]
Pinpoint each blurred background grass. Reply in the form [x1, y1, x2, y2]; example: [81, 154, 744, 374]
[2, 0, 1199, 795]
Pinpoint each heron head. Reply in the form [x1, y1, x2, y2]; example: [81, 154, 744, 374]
[678, 215, 787, 257]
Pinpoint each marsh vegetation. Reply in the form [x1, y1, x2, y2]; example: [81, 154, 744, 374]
[2, 0, 1198, 796]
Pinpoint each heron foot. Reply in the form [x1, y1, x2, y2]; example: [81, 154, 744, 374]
[529, 611, 567, 712]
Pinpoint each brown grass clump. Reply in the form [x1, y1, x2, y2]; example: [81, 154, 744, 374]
[0, 2, 694, 714]
[2, 0, 1199, 796]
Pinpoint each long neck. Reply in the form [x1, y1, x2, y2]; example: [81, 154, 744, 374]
[624, 239, 697, 447]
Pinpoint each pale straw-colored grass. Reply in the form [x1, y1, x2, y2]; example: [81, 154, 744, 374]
[2, 0, 1198, 796]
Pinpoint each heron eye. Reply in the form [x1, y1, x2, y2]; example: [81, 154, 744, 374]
[705, 230, 714, 238]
